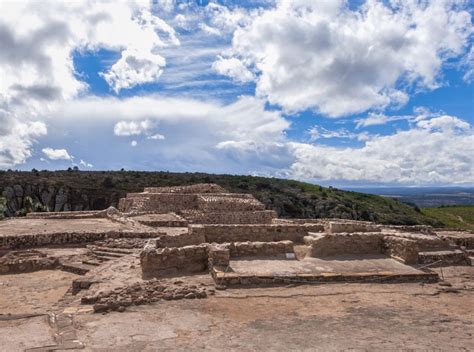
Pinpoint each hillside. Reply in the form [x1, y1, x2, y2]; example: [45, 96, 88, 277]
[422, 205, 474, 231]
[0, 170, 438, 226]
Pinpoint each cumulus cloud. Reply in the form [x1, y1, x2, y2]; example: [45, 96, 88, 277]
[114, 120, 156, 136]
[0, 118, 47, 167]
[220, 0, 473, 116]
[42, 147, 72, 161]
[290, 115, 474, 185]
[0, 1, 176, 167]
[212, 56, 255, 83]
[50, 95, 292, 173]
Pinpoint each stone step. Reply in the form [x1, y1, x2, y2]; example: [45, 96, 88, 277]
[92, 255, 111, 261]
[90, 250, 123, 258]
[60, 263, 92, 275]
[88, 246, 134, 255]
[418, 250, 469, 267]
[82, 259, 102, 266]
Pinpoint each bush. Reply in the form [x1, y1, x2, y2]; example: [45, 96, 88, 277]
[102, 176, 115, 188]
[0, 197, 6, 220]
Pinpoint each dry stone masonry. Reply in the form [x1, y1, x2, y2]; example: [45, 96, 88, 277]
[1, 183, 473, 312]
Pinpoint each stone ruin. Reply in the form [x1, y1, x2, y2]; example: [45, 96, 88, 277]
[1, 183, 473, 313]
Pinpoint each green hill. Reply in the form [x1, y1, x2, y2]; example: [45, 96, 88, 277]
[0, 170, 439, 226]
[422, 205, 474, 231]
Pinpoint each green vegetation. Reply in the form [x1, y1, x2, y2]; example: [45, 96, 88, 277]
[0, 197, 6, 220]
[0, 170, 442, 225]
[422, 205, 474, 231]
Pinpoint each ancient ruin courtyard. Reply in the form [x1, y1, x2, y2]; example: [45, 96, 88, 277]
[1, 184, 473, 351]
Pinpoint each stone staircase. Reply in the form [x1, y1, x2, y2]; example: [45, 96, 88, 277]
[60, 246, 135, 275]
[85, 245, 135, 265]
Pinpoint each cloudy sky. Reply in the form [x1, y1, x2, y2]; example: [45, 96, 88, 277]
[0, 0, 473, 186]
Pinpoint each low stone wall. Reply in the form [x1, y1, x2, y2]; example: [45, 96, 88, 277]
[123, 193, 199, 213]
[144, 183, 226, 194]
[437, 232, 474, 249]
[211, 270, 439, 287]
[0, 250, 59, 274]
[196, 195, 266, 212]
[272, 219, 324, 225]
[418, 250, 470, 267]
[384, 225, 435, 235]
[383, 236, 419, 264]
[155, 231, 205, 248]
[26, 210, 103, 219]
[326, 221, 381, 234]
[140, 244, 208, 278]
[181, 210, 276, 224]
[305, 233, 384, 257]
[229, 240, 294, 257]
[390, 232, 452, 251]
[1, 230, 160, 249]
[189, 224, 324, 244]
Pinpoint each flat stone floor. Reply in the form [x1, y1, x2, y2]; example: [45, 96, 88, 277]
[0, 218, 152, 237]
[228, 255, 423, 276]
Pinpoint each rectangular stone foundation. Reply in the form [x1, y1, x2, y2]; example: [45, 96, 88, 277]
[212, 270, 439, 287]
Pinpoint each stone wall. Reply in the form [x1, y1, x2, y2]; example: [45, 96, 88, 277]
[140, 244, 209, 278]
[305, 233, 384, 257]
[383, 236, 419, 264]
[196, 195, 265, 212]
[181, 210, 276, 224]
[189, 224, 324, 244]
[390, 232, 452, 251]
[144, 183, 226, 194]
[326, 221, 381, 234]
[1, 230, 160, 249]
[384, 225, 435, 235]
[122, 193, 199, 213]
[229, 240, 294, 257]
[0, 250, 59, 274]
[155, 231, 206, 248]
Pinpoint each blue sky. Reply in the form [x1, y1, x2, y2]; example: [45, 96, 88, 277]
[0, 0, 473, 186]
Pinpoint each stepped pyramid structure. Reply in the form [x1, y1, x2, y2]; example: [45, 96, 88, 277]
[118, 183, 277, 224]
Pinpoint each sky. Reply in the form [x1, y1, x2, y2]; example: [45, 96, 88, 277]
[0, 0, 473, 187]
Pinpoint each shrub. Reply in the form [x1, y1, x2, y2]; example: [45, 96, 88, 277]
[0, 197, 6, 220]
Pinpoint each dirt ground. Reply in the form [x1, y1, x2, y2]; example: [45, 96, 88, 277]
[0, 218, 138, 237]
[1, 266, 473, 351]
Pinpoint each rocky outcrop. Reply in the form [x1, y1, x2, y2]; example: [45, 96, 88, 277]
[1, 184, 122, 216]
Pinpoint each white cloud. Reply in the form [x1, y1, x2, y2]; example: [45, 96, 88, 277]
[212, 56, 255, 83]
[42, 147, 72, 161]
[0, 118, 47, 167]
[0, 1, 176, 167]
[220, 0, 473, 116]
[79, 159, 93, 168]
[101, 48, 166, 93]
[147, 134, 165, 140]
[50, 95, 291, 173]
[114, 120, 156, 136]
[131, 140, 138, 147]
[290, 115, 474, 185]
[461, 46, 474, 82]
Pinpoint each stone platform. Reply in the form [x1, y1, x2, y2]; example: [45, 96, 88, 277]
[213, 255, 439, 287]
